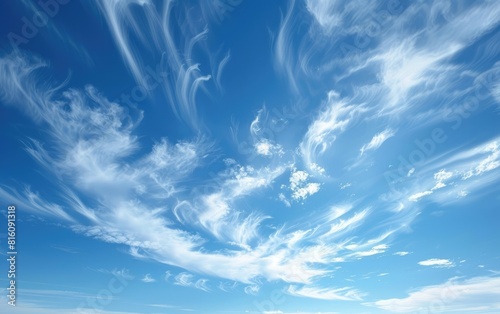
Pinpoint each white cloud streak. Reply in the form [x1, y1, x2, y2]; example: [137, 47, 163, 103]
[418, 258, 455, 268]
[300, 91, 365, 174]
[173, 272, 210, 292]
[141, 274, 156, 283]
[360, 128, 396, 155]
[394, 251, 410, 257]
[373, 276, 500, 313]
[287, 284, 364, 301]
[305, 0, 341, 34]
[408, 138, 500, 203]
[93, 0, 233, 129]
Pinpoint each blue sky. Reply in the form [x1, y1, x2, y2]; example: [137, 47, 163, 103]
[0, 0, 500, 313]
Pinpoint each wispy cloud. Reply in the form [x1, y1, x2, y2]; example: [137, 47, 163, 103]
[141, 274, 156, 283]
[243, 284, 260, 295]
[111, 268, 134, 280]
[174, 272, 210, 292]
[50, 245, 79, 254]
[274, 0, 300, 95]
[408, 190, 433, 202]
[407, 138, 500, 203]
[321, 208, 369, 239]
[287, 284, 364, 301]
[92, 0, 233, 129]
[189, 164, 287, 247]
[339, 182, 351, 190]
[352, 244, 389, 258]
[373, 276, 500, 313]
[300, 91, 366, 174]
[305, 0, 341, 34]
[93, 268, 134, 281]
[360, 128, 396, 155]
[147, 303, 190, 311]
[418, 258, 455, 268]
[394, 251, 411, 257]
[0, 186, 74, 221]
